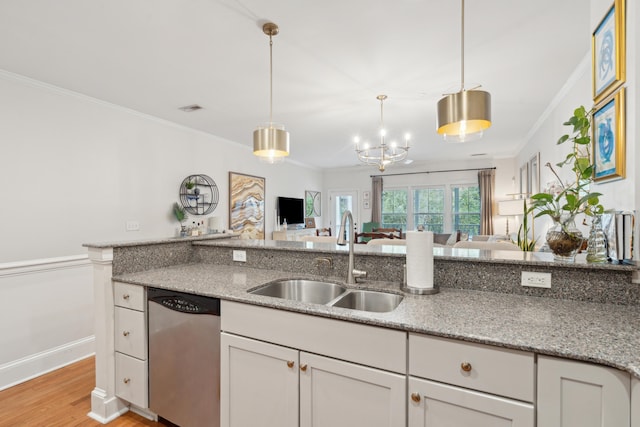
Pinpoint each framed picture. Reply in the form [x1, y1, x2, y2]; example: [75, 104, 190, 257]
[305, 217, 316, 229]
[592, 0, 625, 103]
[528, 153, 540, 195]
[363, 191, 371, 200]
[519, 163, 528, 196]
[592, 88, 625, 182]
[305, 190, 321, 217]
[363, 200, 370, 209]
[229, 172, 265, 239]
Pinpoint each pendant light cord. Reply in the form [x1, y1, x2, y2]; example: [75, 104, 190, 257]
[460, 0, 465, 92]
[269, 33, 273, 124]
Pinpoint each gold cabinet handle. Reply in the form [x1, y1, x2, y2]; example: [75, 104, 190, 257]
[287, 361, 294, 368]
[410, 393, 421, 403]
[122, 331, 130, 337]
[300, 364, 308, 372]
[122, 294, 130, 300]
[461, 362, 472, 372]
[123, 378, 130, 384]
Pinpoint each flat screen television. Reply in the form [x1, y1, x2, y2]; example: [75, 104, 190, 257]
[277, 197, 304, 225]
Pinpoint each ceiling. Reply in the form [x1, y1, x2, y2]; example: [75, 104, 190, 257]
[0, 0, 590, 170]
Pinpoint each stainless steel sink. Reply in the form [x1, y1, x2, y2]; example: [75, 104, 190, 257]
[330, 290, 403, 313]
[249, 279, 403, 313]
[249, 279, 346, 304]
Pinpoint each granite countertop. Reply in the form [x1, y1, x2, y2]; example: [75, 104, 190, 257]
[83, 232, 239, 249]
[113, 262, 640, 379]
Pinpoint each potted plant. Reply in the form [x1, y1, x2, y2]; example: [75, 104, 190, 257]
[527, 106, 604, 261]
[173, 202, 188, 236]
[516, 199, 536, 251]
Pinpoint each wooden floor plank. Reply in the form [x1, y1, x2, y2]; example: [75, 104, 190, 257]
[0, 357, 167, 427]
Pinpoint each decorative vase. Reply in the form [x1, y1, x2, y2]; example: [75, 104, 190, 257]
[586, 215, 608, 263]
[546, 214, 583, 262]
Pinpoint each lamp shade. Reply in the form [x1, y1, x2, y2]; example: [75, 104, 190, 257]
[437, 90, 491, 142]
[498, 199, 525, 216]
[253, 125, 290, 159]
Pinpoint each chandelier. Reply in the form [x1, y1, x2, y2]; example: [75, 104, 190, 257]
[253, 22, 290, 163]
[354, 95, 410, 172]
[436, 0, 491, 142]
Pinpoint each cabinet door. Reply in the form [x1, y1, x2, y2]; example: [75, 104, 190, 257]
[538, 356, 630, 427]
[114, 307, 146, 360]
[221, 333, 298, 427]
[408, 377, 534, 427]
[632, 378, 640, 427]
[300, 352, 406, 427]
[115, 352, 148, 408]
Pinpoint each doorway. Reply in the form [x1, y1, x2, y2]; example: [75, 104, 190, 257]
[328, 190, 359, 239]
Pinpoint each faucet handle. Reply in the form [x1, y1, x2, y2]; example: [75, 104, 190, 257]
[352, 269, 367, 280]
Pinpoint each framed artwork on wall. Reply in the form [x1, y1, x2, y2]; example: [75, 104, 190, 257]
[592, 88, 625, 182]
[519, 163, 529, 196]
[229, 172, 265, 239]
[528, 153, 540, 195]
[305, 190, 321, 217]
[592, 0, 625, 103]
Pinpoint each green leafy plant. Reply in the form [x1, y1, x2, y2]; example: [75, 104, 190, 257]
[528, 106, 604, 226]
[516, 200, 536, 251]
[173, 202, 188, 224]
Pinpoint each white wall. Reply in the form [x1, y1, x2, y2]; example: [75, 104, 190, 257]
[0, 70, 322, 387]
[321, 157, 516, 235]
[518, 0, 638, 246]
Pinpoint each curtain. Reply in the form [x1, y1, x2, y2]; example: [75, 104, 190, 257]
[478, 170, 495, 235]
[371, 176, 383, 224]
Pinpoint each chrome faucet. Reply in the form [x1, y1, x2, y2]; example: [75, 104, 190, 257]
[337, 210, 367, 284]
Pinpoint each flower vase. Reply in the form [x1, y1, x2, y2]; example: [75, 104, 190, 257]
[586, 215, 608, 263]
[546, 214, 583, 262]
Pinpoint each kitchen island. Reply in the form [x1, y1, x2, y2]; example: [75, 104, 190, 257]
[85, 236, 640, 426]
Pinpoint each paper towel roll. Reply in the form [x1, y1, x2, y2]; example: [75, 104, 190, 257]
[208, 216, 222, 232]
[406, 230, 434, 289]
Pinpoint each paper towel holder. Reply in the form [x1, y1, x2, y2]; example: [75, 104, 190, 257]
[401, 263, 440, 295]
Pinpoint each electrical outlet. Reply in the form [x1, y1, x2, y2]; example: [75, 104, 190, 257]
[125, 220, 140, 231]
[521, 271, 551, 288]
[232, 250, 247, 262]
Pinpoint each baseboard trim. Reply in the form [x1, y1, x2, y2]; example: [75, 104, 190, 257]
[0, 336, 95, 391]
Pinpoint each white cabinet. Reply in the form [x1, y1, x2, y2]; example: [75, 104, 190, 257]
[537, 356, 631, 427]
[408, 334, 534, 427]
[300, 352, 405, 427]
[272, 228, 316, 241]
[221, 333, 298, 427]
[113, 282, 148, 409]
[221, 301, 407, 427]
[408, 377, 534, 427]
[632, 378, 640, 427]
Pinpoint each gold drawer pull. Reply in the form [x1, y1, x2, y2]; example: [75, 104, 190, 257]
[300, 364, 308, 372]
[123, 378, 130, 384]
[411, 393, 421, 403]
[461, 362, 472, 372]
[122, 294, 130, 300]
[287, 361, 294, 368]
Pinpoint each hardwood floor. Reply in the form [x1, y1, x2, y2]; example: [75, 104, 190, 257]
[0, 357, 168, 427]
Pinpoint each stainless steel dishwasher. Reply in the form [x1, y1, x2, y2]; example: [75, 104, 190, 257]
[148, 287, 220, 427]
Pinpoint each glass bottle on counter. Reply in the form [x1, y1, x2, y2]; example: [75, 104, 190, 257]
[586, 215, 607, 263]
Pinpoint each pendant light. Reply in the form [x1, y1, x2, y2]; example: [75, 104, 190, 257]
[354, 95, 410, 172]
[436, 0, 491, 143]
[253, 22, 290, 163]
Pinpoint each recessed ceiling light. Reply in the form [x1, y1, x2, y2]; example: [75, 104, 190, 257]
[178, 104, 203, 112]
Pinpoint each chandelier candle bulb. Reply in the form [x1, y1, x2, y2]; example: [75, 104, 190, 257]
[404, 230, 437, 294]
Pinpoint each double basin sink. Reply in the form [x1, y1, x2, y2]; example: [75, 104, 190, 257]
[248, 279, 403, 313]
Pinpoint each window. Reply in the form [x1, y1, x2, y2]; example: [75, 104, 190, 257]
[412, 188, 444, 233]
[451, 185, 481, 235]
[380, 184, 479, 234]
[381, 189, 407, 229]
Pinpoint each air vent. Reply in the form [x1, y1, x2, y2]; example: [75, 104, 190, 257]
[470, 153, 487, 157]
[178, 104, 203, 112]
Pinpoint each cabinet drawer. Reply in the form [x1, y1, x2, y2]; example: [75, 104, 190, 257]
[409, 334, 534, 402]
[115, 307, 147, 359]
[114, 282, 145, 311]
[115, 352, 148, 408]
